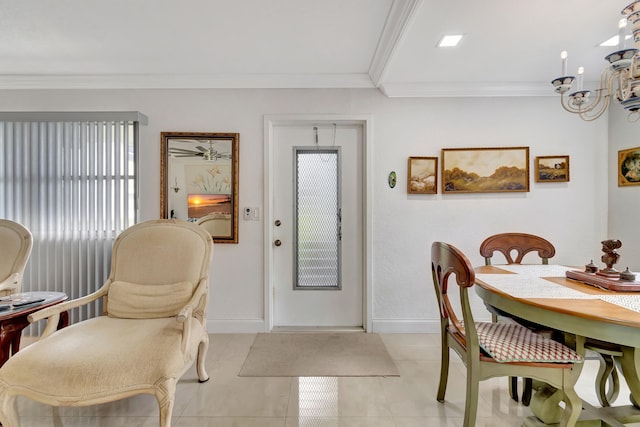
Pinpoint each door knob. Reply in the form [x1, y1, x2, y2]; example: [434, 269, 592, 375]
[274, 239, 282, 247]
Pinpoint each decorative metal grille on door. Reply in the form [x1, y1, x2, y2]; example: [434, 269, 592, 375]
[294, 148, 341, 289]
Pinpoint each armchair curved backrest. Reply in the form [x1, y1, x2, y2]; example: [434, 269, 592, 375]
[0, 220, 33, 296]
[479, 232, 555, 266]
[196, 214, 231, 236]
[0, 219, 213, 427]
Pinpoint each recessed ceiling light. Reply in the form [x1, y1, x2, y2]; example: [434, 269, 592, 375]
[600, 34, 632, 47]
[438, 34, 463, 47]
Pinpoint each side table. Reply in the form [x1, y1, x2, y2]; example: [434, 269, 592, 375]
[0, 291, 68, 367]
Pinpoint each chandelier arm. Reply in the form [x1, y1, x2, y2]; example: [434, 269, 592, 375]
[559, 93, 583, 114]
[559, 68, 617, 119]
[578, 73, 617, 120]
[578, 103, 609, 121]
[590, 68, 615, 109]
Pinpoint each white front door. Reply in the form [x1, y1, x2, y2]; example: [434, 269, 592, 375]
[272, 122, 363, 328]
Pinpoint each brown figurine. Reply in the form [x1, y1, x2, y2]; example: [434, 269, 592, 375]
[598, 239, 622, 277]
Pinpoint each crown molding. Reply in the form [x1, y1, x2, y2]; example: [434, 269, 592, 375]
[368, 0, 423, 87]
[379, 81, 558, 98]
[0, 73, 376, 90]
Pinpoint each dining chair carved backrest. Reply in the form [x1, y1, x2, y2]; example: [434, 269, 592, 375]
[0, 219, 213, 427]
[479, 232, 556, 266]
[431, 241, 583, 427]
[0, 220, 33, 297]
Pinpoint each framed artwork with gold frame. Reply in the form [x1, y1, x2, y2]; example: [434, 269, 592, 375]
[160, 132, 239, 243]
[408, 157, 438, 194]
[441, 146, 529, 193]
[535, 155, 569, 182]
[618, 146, 640, 187]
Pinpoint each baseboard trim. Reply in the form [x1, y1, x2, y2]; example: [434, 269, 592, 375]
[371, 319, 440, 333]
[206, 319, 455, 334]
[206, 319, 266, 333]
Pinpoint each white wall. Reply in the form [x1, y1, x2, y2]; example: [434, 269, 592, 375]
[608, 103, 640, 272]
[0, 88, 609, 332]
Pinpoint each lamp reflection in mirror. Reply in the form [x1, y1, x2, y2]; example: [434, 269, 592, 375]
[552, 0, 640, 122]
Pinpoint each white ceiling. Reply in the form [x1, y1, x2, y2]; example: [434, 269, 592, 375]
[0, 0, 634, 97]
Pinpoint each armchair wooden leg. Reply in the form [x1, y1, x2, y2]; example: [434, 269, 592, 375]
[156, 378, 176, 427]
[0, 391, 18, 427]
[197, 337, 210, 383]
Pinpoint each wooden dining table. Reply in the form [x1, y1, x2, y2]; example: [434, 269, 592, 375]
[474, 264, 640, 427]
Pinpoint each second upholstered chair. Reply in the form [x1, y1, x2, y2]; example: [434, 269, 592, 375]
[196, 213, 231, 236]
[432, 241, 583, 427]
[0, 219, 33, 297]
[0, 219, 213, 427]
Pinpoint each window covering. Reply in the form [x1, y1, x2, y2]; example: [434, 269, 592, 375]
[0, 112, 145, 333]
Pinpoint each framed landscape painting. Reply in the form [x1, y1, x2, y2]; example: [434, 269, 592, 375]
[408, 156, 438, 194]
[619, 146, 640, 186]
[441, 146, 529, 193]
[535, 156, 569, 182]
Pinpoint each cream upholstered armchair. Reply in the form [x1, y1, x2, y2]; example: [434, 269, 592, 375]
[196, 213, 231, 236]
[0, 219, 33, 297]
[0, 219, 213, 427]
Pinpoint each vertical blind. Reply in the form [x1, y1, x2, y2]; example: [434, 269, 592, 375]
[0, 112, 145, 333]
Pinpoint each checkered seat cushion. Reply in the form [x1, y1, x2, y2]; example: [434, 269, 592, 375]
[475, 322, 583, 363]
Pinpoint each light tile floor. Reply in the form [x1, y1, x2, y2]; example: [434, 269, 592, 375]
[11, 333, 636, 426]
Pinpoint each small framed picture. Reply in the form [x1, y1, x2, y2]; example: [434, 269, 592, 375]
[618, 146, 640, 186]
[408, 157, 438, 194]
[535, 156, 569, 183]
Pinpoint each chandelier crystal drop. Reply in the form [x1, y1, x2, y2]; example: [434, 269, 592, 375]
[551, 0, 640, 122]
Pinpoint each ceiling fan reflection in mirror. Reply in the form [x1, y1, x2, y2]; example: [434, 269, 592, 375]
[168, 140, 232, 161]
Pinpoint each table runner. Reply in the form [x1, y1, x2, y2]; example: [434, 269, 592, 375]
[600, 295, 640, 313]
[476, 273, 599, 299]
[495, 264, 573, 277]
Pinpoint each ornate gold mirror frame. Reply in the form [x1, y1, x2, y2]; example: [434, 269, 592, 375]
[160, 132, 239, 243]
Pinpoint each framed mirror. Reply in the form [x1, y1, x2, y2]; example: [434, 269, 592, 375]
[161, 132, 239, 243]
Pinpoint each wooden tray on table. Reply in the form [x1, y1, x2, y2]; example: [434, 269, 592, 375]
[566, 270, 640, 292]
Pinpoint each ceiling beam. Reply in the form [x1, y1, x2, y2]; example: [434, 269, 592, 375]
[368, 0, 423, 88]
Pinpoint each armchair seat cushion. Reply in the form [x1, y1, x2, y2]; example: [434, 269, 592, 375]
[475, 321, 583, 363]
[0, 316, 204, 401]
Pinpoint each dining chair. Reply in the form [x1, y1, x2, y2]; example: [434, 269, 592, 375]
[432, 241, 583, 427]
[479, 232, 557, 405]
[0, 220, 33, 297]
[0, 219, 213, 427]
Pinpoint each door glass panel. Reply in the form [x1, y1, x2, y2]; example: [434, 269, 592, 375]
[294, 148, 341, 289]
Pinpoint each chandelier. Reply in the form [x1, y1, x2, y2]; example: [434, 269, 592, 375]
[552, 0, 640, 121]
